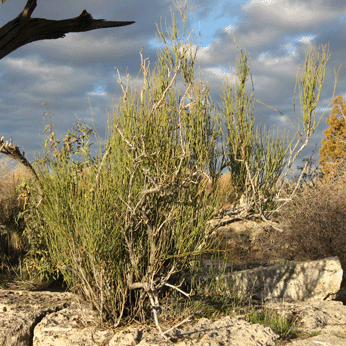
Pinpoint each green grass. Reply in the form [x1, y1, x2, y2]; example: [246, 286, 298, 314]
[245, 307, 301, 343]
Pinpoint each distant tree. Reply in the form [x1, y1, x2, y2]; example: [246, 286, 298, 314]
[319, 95, 346, 176]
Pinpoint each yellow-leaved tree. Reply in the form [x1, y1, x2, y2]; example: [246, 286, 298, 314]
[319, 95, 346, 175]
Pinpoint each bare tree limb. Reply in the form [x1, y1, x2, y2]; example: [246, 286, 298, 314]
[0, 0, 135, 60]
[0, 136, 39, 182]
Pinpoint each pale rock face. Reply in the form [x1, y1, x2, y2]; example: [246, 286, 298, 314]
[266, 300, 346, 346]
[0, 290, 78, 346]
[32, 302, 113, 346]
[108, 317, 279, 346]
[0, 289, 114, 346]
[216, 256, 343, 302]
[0, 256, 344, 345]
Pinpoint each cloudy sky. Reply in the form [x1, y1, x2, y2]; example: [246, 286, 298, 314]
[1, 0, 346, 171]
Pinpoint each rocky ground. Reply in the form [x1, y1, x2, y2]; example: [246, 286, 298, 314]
[1, 220, 345, 345]
[1, 288, 346, 346]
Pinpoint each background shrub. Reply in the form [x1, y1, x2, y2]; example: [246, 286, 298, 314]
[0, 158, 28, 275]
[279, 164, 346, 268]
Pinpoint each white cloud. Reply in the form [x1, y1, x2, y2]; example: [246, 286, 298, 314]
[5, 56, 74, 76]
[3, 56, 100, 95]
[258, 51, 296, 66]
[297, 35, 315, 45]
[243, 0, 345, 29]
[224, 24, 236, 34]
[204, 67, 237, 83]
[283, 7, 300, 16]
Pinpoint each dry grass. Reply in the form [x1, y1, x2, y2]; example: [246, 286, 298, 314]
[216, 172, 236, 209]
[206, 166, 346, 276]
[0, 158, 26, 223]
[204, 172, 235, 211]
[278, 167, 346, 268]
[0, 157, 29, 275]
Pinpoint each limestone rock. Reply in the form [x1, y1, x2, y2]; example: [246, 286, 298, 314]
[288, 335, 346, 346]
[0, 290, 77, 346]
[109, 316, 279, 346]
[1, 287, 346, 346]
[208, 218, 268, 259]
[32, 300, 114, 346]
[216, 256, 343, 302]
[266, 300, 346, 345]
[0, 289, 114, 346]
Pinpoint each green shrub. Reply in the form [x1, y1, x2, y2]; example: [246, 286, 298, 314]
[12, 0, 338, 335]
[219, 42, 338, 218]
[22, 6, 221, 328]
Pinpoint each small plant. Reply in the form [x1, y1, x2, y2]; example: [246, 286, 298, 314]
[245, 307, 301, 342]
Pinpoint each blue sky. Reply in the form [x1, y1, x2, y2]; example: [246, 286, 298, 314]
[1, 0, 346, 170]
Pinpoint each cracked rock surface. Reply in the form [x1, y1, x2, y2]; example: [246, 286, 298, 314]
[33, 303, 114, 346]
[268, 300, 346, 346]
[0, 290, 76, 346]
[33, 303, 279, 346]
[1, 289, 346, 346]
[109, 317, 279, 346]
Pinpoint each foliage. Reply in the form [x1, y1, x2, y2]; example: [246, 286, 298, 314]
[22, 3, 221, 333]
[245, 307, 301, 342]
[1, 0, 340, 337]
[319, 95, 346, 176]
[219, 48, 288, 215]
[217, 42, 338, 220]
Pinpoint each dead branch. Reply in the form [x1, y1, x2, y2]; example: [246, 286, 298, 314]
[0, 136, 39, 183]
[0, 0, 135, 60]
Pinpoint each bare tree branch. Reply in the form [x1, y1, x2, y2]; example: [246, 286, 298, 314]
[0, 136, 39, 182]
[0, 0, 135, 60]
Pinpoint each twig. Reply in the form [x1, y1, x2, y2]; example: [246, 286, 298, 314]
[165, 282, 192, 298]
[162, 315, 192, 335]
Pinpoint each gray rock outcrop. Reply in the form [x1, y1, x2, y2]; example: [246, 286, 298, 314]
[214, 256, 343, 302]
[267, 300, 346, 345]
[0, 289, 113, 346]
[108, 317, 279, 346]
[32, 299, 346, 346]
[32, 300, 113, 346]
[0, 256, 344, 345]
[0, 290, 78, 346]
